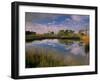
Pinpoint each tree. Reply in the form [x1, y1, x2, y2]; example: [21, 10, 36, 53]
[58, 30, 65, 36]
[32, 32, 36, 35]
[50, 32, 54, 35]
[26, 31, 36, 35]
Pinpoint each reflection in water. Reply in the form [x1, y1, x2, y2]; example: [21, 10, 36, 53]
[26, 39, 89, 67]
[26, 39, 87, 56]
[70, 42, 85, 56]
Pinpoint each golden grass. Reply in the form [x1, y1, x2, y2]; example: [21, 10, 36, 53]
[81, 35, 89, 45]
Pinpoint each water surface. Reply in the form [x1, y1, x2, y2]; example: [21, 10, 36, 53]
[26, 39, 89, 67]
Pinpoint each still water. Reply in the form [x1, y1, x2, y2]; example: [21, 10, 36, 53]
[26, 39, 89, 66]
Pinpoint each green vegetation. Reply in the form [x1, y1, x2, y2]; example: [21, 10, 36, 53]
[58, 30, 74, 36]
[26, 29, 82, 41]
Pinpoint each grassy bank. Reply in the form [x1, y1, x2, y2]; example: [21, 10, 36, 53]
[26, 34, 80, 42]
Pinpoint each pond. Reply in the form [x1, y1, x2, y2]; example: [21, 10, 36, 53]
[25, 39, 89, 68]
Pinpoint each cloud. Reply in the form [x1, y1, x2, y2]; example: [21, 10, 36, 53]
[60, 15, 89, 31]
[71, 15, 89, 22]
[25, 12, 89, 33]
[25, 22, 68, 34]
[25, 12, 61, 22]
[71, 15, 82, 22]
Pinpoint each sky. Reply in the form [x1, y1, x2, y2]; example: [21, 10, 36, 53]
[25, 12, 89, 34]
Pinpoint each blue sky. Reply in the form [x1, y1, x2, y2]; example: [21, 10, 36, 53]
[25, 12, 89, 34]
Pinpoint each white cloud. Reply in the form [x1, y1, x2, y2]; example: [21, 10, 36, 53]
[25, 22, 69, 34]
[71, 15, 83, 22]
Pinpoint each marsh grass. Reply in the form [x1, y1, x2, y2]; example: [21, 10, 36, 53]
[25, 47, 88, 68]
[81, 35, 90, 53]
[26, 47, 66, 68]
